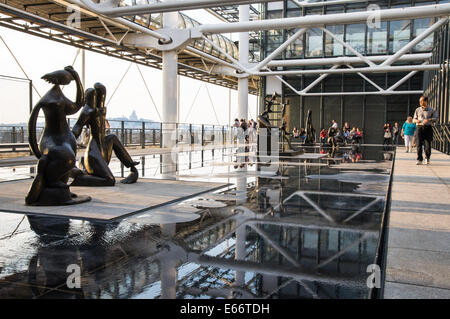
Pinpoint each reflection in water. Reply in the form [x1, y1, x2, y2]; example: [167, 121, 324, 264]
[0, 145, 394, 299]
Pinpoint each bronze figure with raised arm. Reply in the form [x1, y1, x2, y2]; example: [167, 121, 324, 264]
[71, 82, 139, 186]
[25, 66, 91, 206]
[258, 92, 280, 129]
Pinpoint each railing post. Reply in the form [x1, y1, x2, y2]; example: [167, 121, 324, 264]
[201, 124, 204, 146]
[153, 128, 156, 146]
[141, 122, 146, 149]
[189, 124, 193, 145]
[121, 121, 125, 145]
[176, 123, 178, 145]
[160, 122, 163, 148]
[129, 128, 132, 145]
[12, 126, 16, 144]
[222, 126, 225, 145]
[21, 126, 24, 143]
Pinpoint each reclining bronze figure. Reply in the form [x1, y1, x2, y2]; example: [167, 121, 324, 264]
[70, 83, 139, 186]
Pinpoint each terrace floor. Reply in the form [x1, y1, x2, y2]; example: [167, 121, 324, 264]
[385, 147, 450, 298]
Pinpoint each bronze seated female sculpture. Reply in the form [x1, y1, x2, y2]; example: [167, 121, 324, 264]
[70, 82, 139, 186]
[25, 66, 91, 206]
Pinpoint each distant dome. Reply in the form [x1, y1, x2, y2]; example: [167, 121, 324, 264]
[129, 110, 139, 121]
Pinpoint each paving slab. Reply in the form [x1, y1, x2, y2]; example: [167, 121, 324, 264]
[386, 247, 450, 290]
[384, 282, 450, 299]
[0, 178, 228, 221]
[385, 147, 450, 298]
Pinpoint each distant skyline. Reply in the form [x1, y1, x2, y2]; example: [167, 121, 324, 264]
[0, 9, 258, 125]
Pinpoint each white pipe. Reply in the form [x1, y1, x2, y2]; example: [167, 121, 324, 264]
[162, 10, 179, 149]
[301, 65, 339, 94]
[252, 28, 307, 71]
[294, 91, 424, 96]
[321, 27, 375, 67]
[294, 0, 369, 7]
[78, 0, 278, 16]
[386, 68, 422, 92]
[238, 5, 249, 121]
[254, 64, 440, 76]
[197, 4, 450, 34]
[267, 54, 432, 67]
[67, 0, 170, 42]
[381, 18, 449, 67]
[185, 46, 240, 71]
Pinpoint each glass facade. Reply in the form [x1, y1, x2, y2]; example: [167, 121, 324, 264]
[263, 0, 442, 59]
[262, 0, 447, 144]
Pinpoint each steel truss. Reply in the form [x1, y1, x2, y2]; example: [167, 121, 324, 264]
[4, 1, 449, 96]
[72, 1, 450, 96]
[0, 1, 259, 94]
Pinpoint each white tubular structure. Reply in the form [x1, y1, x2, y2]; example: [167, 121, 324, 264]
[78, 0, 278, 16]
[66, 0, 170, 42]
[197, 4, 450, 33]
[291, 0, 369, 7]
[162, 8, 179, 149]
[64, 1, 450, 97]
[380, 17, 449, 66]
[267, 54, 432, 67]
[238, 5, 250, 120]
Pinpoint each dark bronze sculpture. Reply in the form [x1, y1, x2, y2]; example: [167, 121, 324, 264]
[70, 83, 139, 186]
[258, 92, 279, 129]
[279, 101, 302, 153]
[25, 66, 91, 206]
[304, 110, 316, 145]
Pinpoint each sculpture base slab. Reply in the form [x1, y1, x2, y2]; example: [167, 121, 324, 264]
[29, 186, 92, 206]
[279, 150, 304, 157]
[0, 178, 228, 221]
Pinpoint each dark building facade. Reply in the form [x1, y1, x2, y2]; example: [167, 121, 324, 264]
[259, 0, 449, 144]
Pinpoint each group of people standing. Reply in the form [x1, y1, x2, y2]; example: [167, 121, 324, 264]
[233, 118, 257, 143]
[384, 95, 438, 165]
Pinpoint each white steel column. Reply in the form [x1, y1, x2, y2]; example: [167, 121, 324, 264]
[238, 4, 249, 120]
[162, 8, 179, 149]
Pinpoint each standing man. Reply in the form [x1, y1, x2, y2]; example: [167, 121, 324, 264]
[413, 95, 438, 165]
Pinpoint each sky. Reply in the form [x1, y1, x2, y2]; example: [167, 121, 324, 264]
[0, 9, 258, 125]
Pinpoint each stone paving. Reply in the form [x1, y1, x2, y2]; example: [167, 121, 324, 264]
[384, 146, 450, 299]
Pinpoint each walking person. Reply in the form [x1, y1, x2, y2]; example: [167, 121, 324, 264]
[248, 119, 254, 143]
[392, 122, 400, 145]
[413, 95, 438, 165]
[401, 116, 416, 153]
[383, 123, 392, 145]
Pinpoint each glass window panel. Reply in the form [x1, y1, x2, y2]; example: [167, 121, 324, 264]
[367, 22, 387, 54]
[345, 24, 366, 55]
[413, 18, 434, 52]
[268, 1, 284, 11]
[325, 25, 344, 56]
[266, 11, 283, 56]
[389, 20, 411, 53]
[344, 96, 363, 130]
[306, 28, 323, 57]
[286, 28, 304, 58]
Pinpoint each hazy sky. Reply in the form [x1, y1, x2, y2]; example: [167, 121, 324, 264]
[0, 9, 258, 125]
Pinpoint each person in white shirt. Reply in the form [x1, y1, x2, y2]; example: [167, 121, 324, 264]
[413, 95, 438, 165]
[331, 120, 338, 129]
